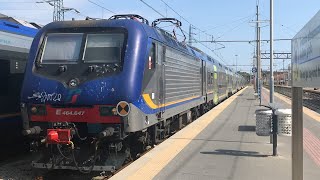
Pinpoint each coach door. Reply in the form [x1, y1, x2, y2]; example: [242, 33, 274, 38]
[202, 60, 207, 97]
[213, 65, 219, 104]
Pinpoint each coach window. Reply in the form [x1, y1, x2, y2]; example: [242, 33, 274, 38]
[148, 43, 156, 70]
[211, 72, 214, 83]
[207, 72, 213, 85]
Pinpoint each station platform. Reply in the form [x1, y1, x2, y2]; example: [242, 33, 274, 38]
[111, 86, 320, 180]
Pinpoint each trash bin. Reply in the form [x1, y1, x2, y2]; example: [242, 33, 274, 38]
[275, 109, 292, 136]
[255, 109, 272, 136]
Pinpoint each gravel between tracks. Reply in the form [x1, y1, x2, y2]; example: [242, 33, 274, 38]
[0, 154, 35, 180]
[0, 154, 103, 180]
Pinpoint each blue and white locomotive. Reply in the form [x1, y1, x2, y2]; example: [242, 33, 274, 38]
[21, 14, 245, 172]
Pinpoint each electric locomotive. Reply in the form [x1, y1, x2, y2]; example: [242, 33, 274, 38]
[21, 14, 245, 172]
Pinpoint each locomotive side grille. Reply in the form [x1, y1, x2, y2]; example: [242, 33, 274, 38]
[164, 48, 202, 103]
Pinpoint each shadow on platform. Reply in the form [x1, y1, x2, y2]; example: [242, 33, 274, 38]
[201, 149, 268, 157]
[238, 125, 256, 132]
[246, 98, 256, 100]
[170, 138, 265, 144]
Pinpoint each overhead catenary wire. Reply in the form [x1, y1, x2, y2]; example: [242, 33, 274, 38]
[260, 14, 297, 36]
[214, 14, 256, 40]
[160, 0, 257, 45]
[64, 0, 117, 20]
[192, 37, 229, 65]
[0, 1, 36, 3]
[140, 0, 234, 66]
[205, 14, 256, 31]
[160, 0, 216, 39]
[87, 0, 116, 14]
[157, 0, 261, 68]
[0, 9, 48, 10]
[139, 0, 165, 18]
[0, 0, 51, 10]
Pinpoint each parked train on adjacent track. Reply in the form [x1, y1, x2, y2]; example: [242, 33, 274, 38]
[20, 14, 246, 173]
[0, 16, 39, 158]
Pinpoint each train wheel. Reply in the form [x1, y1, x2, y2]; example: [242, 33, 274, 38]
[191, 107, 200, 121]
[129, 131, 151, 159]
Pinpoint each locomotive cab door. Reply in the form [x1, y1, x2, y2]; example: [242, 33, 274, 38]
[156, 44, 166, 116]
[142, 41, 165, 118]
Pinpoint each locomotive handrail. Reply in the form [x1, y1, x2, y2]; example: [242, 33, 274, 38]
[152, 18, 186, 43]
[108, 14, 149, 25]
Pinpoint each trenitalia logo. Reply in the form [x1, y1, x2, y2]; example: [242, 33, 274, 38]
[55, 109, 85, 116]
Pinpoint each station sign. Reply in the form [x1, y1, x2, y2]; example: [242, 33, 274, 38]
[252, 67, 257, 73]
[292, 10, 320, 87]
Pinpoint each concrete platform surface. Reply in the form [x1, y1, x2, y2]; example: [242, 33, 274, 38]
[111, 86, 320, 180]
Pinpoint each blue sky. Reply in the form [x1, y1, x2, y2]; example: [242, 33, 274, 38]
[1, 0, 319, 72]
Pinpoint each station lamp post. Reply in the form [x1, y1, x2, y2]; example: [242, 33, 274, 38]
[235, 55, 238, 72]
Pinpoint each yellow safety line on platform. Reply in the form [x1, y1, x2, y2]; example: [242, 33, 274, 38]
[262, 87, 320, 122]
[111, 87, 248, 180]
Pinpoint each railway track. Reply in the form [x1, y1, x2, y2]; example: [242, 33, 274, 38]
[265, 85, 320, 112]
[0, 123, 194, 180]
[0, 140, 155, 180]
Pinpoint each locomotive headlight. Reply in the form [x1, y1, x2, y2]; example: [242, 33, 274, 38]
[111, 108, 117, 115]
[30, 105, 47, 115]
[99, 106, 117, 116]
[69, 78, 79, 88]
[31, 106, 38, 114]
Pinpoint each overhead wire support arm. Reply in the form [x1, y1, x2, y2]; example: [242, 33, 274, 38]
[261, 52, 291, 59]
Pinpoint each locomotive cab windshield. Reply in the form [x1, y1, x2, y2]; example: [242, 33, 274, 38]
[41, 33, 82, 64]
[83, 33, 124, 63]
[41, 33, 124, 64]
[35, 30, 127, 86]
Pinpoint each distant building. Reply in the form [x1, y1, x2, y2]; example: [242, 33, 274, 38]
[262, 71, 290, 86]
